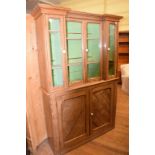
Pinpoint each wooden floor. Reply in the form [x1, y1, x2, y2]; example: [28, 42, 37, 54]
[35, 85, 129, 155]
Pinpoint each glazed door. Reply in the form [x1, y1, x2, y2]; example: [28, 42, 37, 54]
[65, 20, 103, 86]
[89, 83, 115, 135]
[56, 89, 89, 153]
[86, 22, 102, 82]
[107, 22, 118, 78]
[47, 16, 65, 88]
[66, 20, 84, 86]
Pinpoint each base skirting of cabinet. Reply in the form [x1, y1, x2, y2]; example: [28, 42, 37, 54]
[31, 85, 128, 155]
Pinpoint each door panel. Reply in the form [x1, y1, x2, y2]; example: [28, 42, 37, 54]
[56, 89, 89, 151]
[90, 83, 115, 135]
[62, 95, 86, 142]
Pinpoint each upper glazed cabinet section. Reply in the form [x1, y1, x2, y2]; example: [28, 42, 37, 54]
[31, 4, 122, 91]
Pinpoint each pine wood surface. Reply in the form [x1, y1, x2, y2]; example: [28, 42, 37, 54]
[26, 14, 47, 150]
[34, 85, 129, 155]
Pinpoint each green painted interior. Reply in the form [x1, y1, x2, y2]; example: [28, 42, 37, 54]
[67, 21, 81, 33]
[87, 39, 100, 62]
[67, 33, 81, 39]
[88, 63, 100, 78]
[87, 23, 100, 39]
[68, 65, 83, 82]
[109, 24, 115, 76]
[66, 21, 83, 82]
[49, 32, 62, 66]
[67, 40, 82, 64]
[52, 68, 63, 86]
[49, 18, 63, 86]
[87, 23, 100, 78]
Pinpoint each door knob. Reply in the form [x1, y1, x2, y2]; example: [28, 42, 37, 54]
[62, 49, 66, 54]
[90, 113, 94, 116]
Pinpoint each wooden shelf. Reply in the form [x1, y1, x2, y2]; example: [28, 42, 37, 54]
[117, 31, 129, 83]
[118, 31, 129, 54]
[118, 31, 129, 43]
[119, 37, 129, 43]
[118, 45, 129, 53]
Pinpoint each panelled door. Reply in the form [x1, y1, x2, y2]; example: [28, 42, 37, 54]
[89, 83, 115, 135]
[56, 88, 89, 153]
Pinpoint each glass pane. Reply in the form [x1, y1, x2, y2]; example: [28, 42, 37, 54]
[109, 24, 115, 76]
[67, 40, 82, 64]
[87, 23, 99, 39]
[109, 24, 115, 61]
[68, 65, 83, 82]
[49, 18, 63, 87]
[52, 68, 63, 86]
[49, 19, 60, 31]
[88, 63, 100, 78]
[87, 23, 100, 63]
[67, 21, 82, 39]
[109, 61, 115, 75]
[67, 22, 81, 33]
[87, 39, 100, 62]
[49, 32, 62, 66]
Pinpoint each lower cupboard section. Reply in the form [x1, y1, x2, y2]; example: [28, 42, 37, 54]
[51, 80, 117, 155]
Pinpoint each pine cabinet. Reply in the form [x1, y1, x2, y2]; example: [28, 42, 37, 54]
[30, 3, 122, 155]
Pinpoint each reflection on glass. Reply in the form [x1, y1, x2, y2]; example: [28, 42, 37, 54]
[109, 24, 115, 76]
[49, 19, 60, 31]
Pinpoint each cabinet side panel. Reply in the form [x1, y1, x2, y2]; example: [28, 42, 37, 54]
[35, 15, 51, 91]
[42, 92, 54, 149]
[35, 15, 56, 152]
[26, 14, 47, 149]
